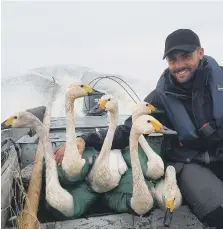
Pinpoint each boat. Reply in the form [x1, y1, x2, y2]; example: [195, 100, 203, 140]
[1, 92, 210, 229]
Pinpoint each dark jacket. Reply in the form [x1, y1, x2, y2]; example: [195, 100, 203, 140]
[153, 56, 223, 162]
[80, 56, 223, 163]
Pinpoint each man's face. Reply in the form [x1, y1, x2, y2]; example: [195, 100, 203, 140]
[166, 48, 204, 83]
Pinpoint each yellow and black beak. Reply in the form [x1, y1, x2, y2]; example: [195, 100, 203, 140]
[99, 99, 107, 110]
[148, 104, 164, 114]
[150, 119, 178, 135]
[165, 199, 175, 213]
[83, 84, 98, 96]
[163, 200, 175, 227]
[1, 116, 15, 130]
[150, 119, 163, 132]
[160, 126, 178, 135]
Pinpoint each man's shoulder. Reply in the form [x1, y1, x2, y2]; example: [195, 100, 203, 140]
[144, 89, 158, 102]
[156, 68, 169, 84]
[143, 89, 164, 109]
[204, 55, 223, 70]
[144, 69, 169, 102]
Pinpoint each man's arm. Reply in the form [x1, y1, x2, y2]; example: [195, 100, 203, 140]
[79, 124, 130, 151]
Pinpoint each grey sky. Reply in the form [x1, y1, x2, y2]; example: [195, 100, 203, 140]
[2, 1, 223, 88]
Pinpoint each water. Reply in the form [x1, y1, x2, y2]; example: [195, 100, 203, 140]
[1, 65, 149, 121]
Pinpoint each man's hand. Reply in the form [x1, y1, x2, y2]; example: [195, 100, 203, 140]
[54, 137, 86, 165]
[76, 137, 86, 155]
[54, 144, 65, 165]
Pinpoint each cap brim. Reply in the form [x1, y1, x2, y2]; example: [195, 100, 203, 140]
[163, 44, 198, 60]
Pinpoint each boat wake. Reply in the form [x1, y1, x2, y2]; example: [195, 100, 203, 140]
[1, 65, 141, 121]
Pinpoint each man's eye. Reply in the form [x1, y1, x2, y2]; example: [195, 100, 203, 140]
[168, 60, 175, 65]
[182, 53, 192, 59]
[167, 57, 175, 64]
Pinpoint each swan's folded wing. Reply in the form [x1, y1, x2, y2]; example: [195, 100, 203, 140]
[46, 181, 100, 220]
[122, 137, 163, 178]
[57, 147, 99, 185]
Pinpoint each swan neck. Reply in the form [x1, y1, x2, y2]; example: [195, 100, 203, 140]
[34, 120, 59, 184]
[65, 95, 79, 154]
[138, 135, 154, 159]
[165, 171, 177, 185]
[98, 110, 118, 160]
[130, 130, 145, 189]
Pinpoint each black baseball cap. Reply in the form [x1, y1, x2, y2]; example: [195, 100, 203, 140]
[163, 29, 201, 59]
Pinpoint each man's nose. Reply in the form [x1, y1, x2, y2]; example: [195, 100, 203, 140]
[174, 59, 185, 70]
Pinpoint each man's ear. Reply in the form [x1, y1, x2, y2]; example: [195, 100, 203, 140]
[198, 47, 204, 60]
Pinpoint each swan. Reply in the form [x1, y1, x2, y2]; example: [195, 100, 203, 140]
[132, 102, 164, 180]
[2, 112, 75, 217]
[103, 115, 164, 215]
[153, 165, 182, 226]
[60, 83, 98, 182]
[88, 94, 128, 193]
[130, 115, 163, 215]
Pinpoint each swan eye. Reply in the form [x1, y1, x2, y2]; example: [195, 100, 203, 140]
[147, 120, 151, 123]
[146, 104, 149, 106]
[80, 85, 84, 88]
[14, 116, 18, 119]
[108, 98, 111, 101]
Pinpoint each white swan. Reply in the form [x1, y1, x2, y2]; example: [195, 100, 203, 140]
[153, 165, 182, 225]
[103, 114, 167, 215]
[61, 83, 97, 180]
[2, 112, 75, 217]
[130, 114, 164, 215]
[132, 102, 164, 180]
[88, 94, 128, 193]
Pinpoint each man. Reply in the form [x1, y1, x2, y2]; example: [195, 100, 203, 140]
[54, 29, 223, 227]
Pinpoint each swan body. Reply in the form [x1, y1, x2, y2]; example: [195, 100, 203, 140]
[153, 166, 182, 212]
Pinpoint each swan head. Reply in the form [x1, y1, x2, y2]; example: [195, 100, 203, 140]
[66, 82, 97, 99]
[98, 94, 118, 112]
[132, 102, 157, 121]
[132, 115, 163, 135]
[132, 102, 164, 122]
[1, 111, 40, 129]
[163, 166, 177, 213]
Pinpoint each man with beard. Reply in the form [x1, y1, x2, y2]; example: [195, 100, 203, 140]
[54, 29, 223, 228]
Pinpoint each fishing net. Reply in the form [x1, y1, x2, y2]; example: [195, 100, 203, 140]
[1, 138, 42, 229]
